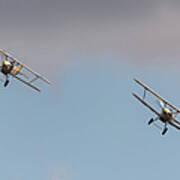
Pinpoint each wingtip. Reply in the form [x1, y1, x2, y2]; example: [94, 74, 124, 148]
[0, 49, 7, 54]
[47, 81, 51, 85]
[133, 78, 138, 82]
[46, 80, 51, 85]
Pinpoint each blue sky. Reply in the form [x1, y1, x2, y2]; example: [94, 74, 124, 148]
[1, 0, 180, 179]
[0, 57, 180, 180]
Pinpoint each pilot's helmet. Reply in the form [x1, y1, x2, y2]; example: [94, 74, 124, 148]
[3, 61, 11, 66]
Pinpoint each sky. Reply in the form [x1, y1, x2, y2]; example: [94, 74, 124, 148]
[1, 0, 180, 180]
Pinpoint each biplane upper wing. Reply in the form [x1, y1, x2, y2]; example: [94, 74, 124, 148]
[132, 93, 160, 117]
[134, 78, 180, 113]
[12, 75, 40, 92]
[0, 49, 51, 85]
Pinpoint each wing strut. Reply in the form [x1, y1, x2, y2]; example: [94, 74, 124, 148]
[13, 75, 40, 92]
[134, 78, 180, 112]
[132, 93, 160, 117]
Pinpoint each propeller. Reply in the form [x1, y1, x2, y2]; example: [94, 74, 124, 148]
[157, 100, 165, 109]
[157, 100, 174, 114]
[1, 52, 7, 61]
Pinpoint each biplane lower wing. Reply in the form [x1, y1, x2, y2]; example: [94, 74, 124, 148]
[12, 75, 40, 92]
[134, 78, 180, 113]
[132, 93, 160, 117]
[173, 119, 180, 126]
[168, 121, 180, 130]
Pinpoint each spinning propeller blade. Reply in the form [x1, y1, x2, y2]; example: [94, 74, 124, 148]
[1, 54, 4, 61]
[0, 50, 7, 61]
[157, 100, 165, 109]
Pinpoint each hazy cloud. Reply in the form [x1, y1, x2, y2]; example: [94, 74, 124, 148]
[51, 166, 70, 180]
[0, 0, 180, 70]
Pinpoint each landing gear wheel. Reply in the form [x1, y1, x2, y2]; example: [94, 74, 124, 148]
[4, 80, 9, 87]
[162, 127, 168, 135]
[148, 118, 154, 125]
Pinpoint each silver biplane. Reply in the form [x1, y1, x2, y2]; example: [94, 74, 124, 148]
[133, 78, 180, 135]
[0, 49, 50, 92]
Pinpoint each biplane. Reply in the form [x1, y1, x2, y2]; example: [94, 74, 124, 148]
[0, 49, 50, 92]
[132, 78, 180, 135]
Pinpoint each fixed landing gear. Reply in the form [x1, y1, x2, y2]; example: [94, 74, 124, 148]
[4, 79, 9, 87]
[162, 123, 168, 135]
[148, 117, 159, 125]
[162, 127, 168, 135]
[148, 118, 154, 125]
[4, 76, 9, 87]
[148, 117, 168, 135]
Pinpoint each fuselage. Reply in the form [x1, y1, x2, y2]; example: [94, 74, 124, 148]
[1, 60, 23, 77]
[1, 60, 13, 75]
[160, 108, 173, 123]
